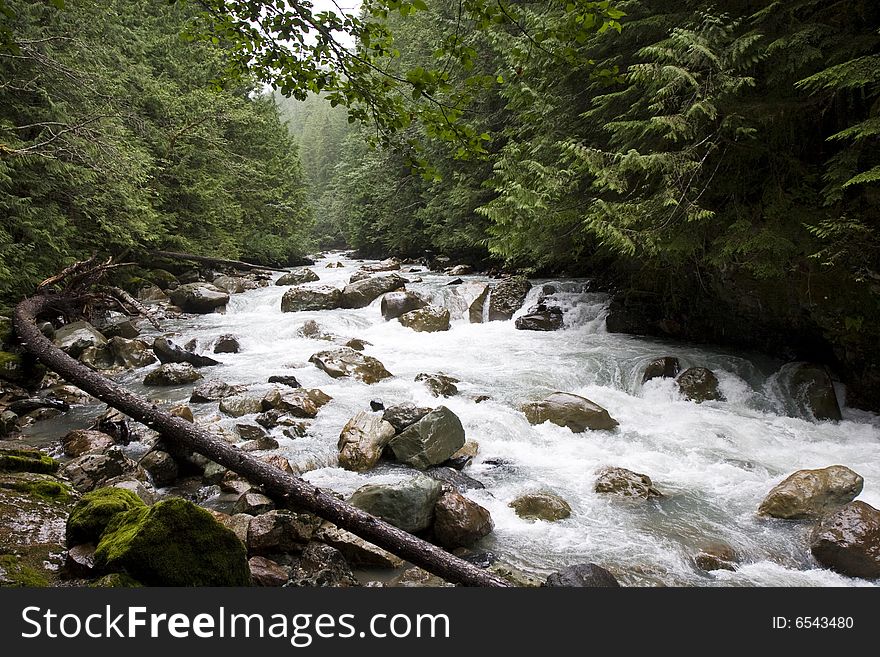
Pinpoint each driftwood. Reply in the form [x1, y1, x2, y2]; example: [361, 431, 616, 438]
[148, 250, 276, 272]
[13, 293, 509, 587]
[107, 286, 162, 330]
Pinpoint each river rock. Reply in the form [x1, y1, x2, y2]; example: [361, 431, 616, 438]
[388, 406, 466, 469]
[380, 290, 428, 320]
[94, 498, 250, 586]
[340, 273, 407, 309]
[309, 347, 392, 384]
[337, 411, 396, 472]
[205, 510, 251, 545]
[314, 522, 403, 569]
[757, 465, 863, 520]
[137, 284, 168, 302]
[514, 306, 563, 331]
[267, 375, 300, 388]
[233, 491, 275, 515]
[139, 450, 178, 487]
[348, 474, 442, 533]
[190, 379, 246, 403]
[450, 281, 489, 323]
[169, 283, 229, 313]
[789, 363, 842, 421]
[170, 405, 194, 422]
[382, 403, 432, 433]
[152, 337, 219, 367]
[642, 356, 682, 383]
[433, 490, 493, 549]
[54, 321, 107, 359]
[281, 285, 343, 312]
[389, 566, 453, 588]
[290, 542, 359, 587]
[62, 448, 142, 493]
[143, 363, 203, 386]
[65, 487, 145, 546]
[78, 344, 116, 370]
[261, 387, 331, 418]
[415, 372, 459, 397]
[398, 306, 451, 332]
[594, 466, 662, 499]
[448, 264, 472, 276]
[677, 367, 723, 402]
[425, 466, 485, 492]
[348, 270, 372, 284]
[488, 277, 532, 321]
[108, 337, 156, 369]
[213, 334, 240, 354]
[522, 392, 618, 432]
[445, 440, 479, 469]
[236, 423, 268, 442]
[63, 543, 97, 578]
[275, 268, 320, 286]
[694, 541, 738, 572]
[246, 510, 321, 555]
[61, 429, 115, 458]
[249, 556, 289, 586]
[361, 258, 400, 273]
[212, 275, 250, 294]
[544, 563, 620, 587]
[510, 492, 571, 521]
[97, 316, 140, 340]
[810, 501, 880, 578]
[217, 395, 262, 417]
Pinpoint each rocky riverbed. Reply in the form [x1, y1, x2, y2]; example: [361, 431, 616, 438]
[1, 251, 879, 587]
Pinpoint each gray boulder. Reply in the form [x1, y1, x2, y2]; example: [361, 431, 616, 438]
[309, 347, 392, 384]
[677, 367, 723, 402]
[388, 406, 466, 470]
[522, 392, 618, 432]
[509, 492, 571, 521]
[514, 307, 563, 331]
[246, 510, 321, 554]
[382, 403, 432, 433]
[213, 334, 240, 354]
[281, 285, 342, 312]
[810, 501, 880, 579]
[789, 363, 842, 421]
[190, 379, 246, 403]
[348, 474, 442, 533]
[62, 447, 143, 493]
[249, 556, 289, 587]
[340, 274, 406, 309]
[261, 387, 332, 418]
[594, 466, 662, 499]
[488, 277, 532, 321]
[61, 429, 115, 458]
[337, 411, 396, 472]
[139, 450, 178, 487]
[169, 283, 229, 313]
[315, 522, 404, 569]
[219, 395, 264, 418]
[275, 269, 320, 286]
[143, 363, 203, 386]
[54, 321, 107, 359]
[544, 563, 620, 587]
[399, 306, 451, 332]
[642, 356, 681, 383]
[153, 337, 219, 367]
[289, 542, 359, 587]
[415, 372, 459, 397]
[108, 337, 157, 369]
[380, 291, 428, 321]
[758, 465, 863, 520]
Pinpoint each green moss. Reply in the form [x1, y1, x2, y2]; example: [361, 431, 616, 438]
[0, 447, 58, 474]
[0, 554, 50, 587]
[1, 474, 73, 502]
[90, 573, 143, 588]
[66, 487, 145, 547]
[0, 350, 46, 387]
[94, 497, 251, 586]
[148, 269, 178, 289]
[0, 317, 12, 349]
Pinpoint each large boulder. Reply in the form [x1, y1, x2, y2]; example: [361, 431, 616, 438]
[380, 291, 428, 321]
[594, 466, 662, 500]
[415, 373, 458, 397]
[425, 466, 485, 492]
[261, 387, 331, 418]
[139, 450, 178, 487]
[61, 447, 142, 493]
[348, 474, 442, 533]
[544, 564, 620, 587]
[169, 283, 229, 313]
[450, 281, 489, 323]
[97, 316, 140, 340]
[677, 367, 723, 402]
[337, 411, 396, 472]
[314, 522, 404, 569]
[212, 275, 251, 294]
[522, 392, 618, 432]
[152, 337, 219, 367]
[190, 379, 246, 403]
[514, 306, 563, 331]
[399, 306, 451, 332]
[65, 487, 145, 546]
[758, 465, 863, 520]
[432, 490, 493, 549]
[360, 258, 401, 273]
[213, 334, 240, 354]
[61, 429, 115, 457]
[309, 347, 392, 384]
[94, 498, 250, 585]
[246, 510, 321, 555]
[509, 492, 571, 521]
[108, 337, 157, 369]
[275, 269, 320, 286]
[219, 395, 264, 417]
[488, 277, 532, 321]
[388, 406, 466, 470]
[810, 501, 880, 579]
[789, 363, 842, 421]
[281, 285, 343, 312]
[143, 363, 203, 386]
[382, 403, 432, 433]
[642, 356, 682, 384]
[54, 321, 107, 359]
[340, 273, 406, 309]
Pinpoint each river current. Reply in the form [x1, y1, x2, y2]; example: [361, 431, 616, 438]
[27, 252, 880, 586]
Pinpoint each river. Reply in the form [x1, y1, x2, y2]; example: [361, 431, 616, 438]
[26, 252, 880, 586]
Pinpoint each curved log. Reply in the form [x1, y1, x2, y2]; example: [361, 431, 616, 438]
[14, 293, 509, 587]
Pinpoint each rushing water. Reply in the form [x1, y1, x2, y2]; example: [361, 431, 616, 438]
[27, 252, 880, 586]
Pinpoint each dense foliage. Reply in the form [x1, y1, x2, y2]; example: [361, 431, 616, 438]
[0, 0, 310, 302]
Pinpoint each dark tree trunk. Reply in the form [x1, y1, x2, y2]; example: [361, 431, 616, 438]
[147, 250, 275, 272]
[14, 293, 509, 587]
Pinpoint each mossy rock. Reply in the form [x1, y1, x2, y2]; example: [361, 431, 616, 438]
[148, 269, 178, 289]
[94, 497, 250, 586]
[0, 472, 72, 503]
[0, 350, 46, 387]
[0, 553, 50, 587]
[66, 487, 145, 547]
[90, 573, 143, 588]
[0, 446, 58, 474]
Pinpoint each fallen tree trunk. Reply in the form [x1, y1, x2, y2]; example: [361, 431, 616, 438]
[147, 250, 277, 272]
[14, 293, 509, 587]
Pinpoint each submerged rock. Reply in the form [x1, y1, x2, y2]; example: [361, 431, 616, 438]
[94, 498, 251, 586]
[380, 290, 428, 321]
[275, 268, 320, 286]
[693, 541, 738, 572]
[677, 367, 723, 402]
[642, 356, 682, 383]
[514, 307, 563, 331]
[213, 334, 240, 354]
[433, 490, 493, 549]
[509, 492, 571, 522]
[143, 363, 203, 386]
[758, 465, 863, 520]
[153, 337, 219, 367]
[544, 563, 620, 587]
[522, 392, 618, 432]
[810, 501, 880, 579]
[348, 474, 442, 533]
[415, 372, 459, 397]
[261, 387, 331, 418]
[337, 411, 396, 472]
[488, 277, 532, 321]
[594, 466, 662, 500]
[169, 283, 229, 313]
[425, 466, 485, 492]
[309, 347, 392, 384]
[398, 306, 451, 332]
[340, 273, 406, 309]
[281, 285, 343, 312]
[388, 406, 466, 470]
